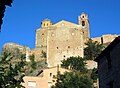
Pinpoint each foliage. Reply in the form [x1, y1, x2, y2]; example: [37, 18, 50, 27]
[0, 50, 26, 88]
[53, 39, 102, 88]
[84, 39, 104, 60]
[2, 47, 25, 60]
[25, 60, 47, 76]
[29, 54, 37, 69]
[91, 68, 98, 81]
[41, 50, 47, 58]
[61, 56, 87, 72]
[52, 72, 92, 88]
[0, 0, 13, 31]
[1, 47, 47, 76]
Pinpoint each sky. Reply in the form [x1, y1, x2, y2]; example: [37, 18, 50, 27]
[0, 0, 120, 52]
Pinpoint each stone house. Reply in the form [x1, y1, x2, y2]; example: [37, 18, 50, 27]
[95, 36, 120, 88]
[22, 66, 70, 88]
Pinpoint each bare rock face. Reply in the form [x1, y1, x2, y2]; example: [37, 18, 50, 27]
[2, 42, 31, 60]
[2, 42, 30, 53]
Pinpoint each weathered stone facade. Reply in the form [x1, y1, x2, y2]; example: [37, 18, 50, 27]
[2, 12, 119, 68]
[92, 34, 119, 44]
[34, 13, 90, 67]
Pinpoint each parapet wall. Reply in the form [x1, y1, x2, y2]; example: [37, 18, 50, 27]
[92, 34, 119, 44]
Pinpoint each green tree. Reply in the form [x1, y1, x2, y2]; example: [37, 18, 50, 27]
[25, 54, 47, 76]
[84, 39, 104, 60]
[29, 54, 37, 69]
[91, 68, 98, 82]
[0, 50, 26, 88]
[61, 56, 87, 72]
[41, 50, 47, 58]
[52, 72, 92, 88]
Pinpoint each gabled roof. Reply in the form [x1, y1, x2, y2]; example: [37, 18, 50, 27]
[53, 20, 78, 27]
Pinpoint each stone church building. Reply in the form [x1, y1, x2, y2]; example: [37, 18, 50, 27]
[2, 12, 119, 68]
[32, 13, 90, 67]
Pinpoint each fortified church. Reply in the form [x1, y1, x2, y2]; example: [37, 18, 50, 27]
[2, 12, 119, 88]
[3, 12, 119, 67]
[32, 12, 90, 67]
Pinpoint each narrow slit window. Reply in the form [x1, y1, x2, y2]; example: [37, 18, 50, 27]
[68, 46, 70, 48]
[50, 73, 52, 77]
[82, 21, 85, 26]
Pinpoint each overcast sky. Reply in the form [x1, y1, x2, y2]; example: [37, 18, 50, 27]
[0, 0, 120, 52]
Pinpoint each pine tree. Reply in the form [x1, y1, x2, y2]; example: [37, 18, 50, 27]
[84, 39, 104, 60]
[0, 50, 26, 88]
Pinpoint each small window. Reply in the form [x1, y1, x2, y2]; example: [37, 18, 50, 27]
[57, 47, 58, 49]
[63, 55, 66, 58]
[53, 75, 56, 78]
[68, 46, 70, 48]
[101, 37, 103, 44]
[28, 81, 36, 87]
[82, 21, 85, 26]
[50, 73, 52, 77]
[82, 16, 84, 18]
[44, 23, 45, 26]
[42, 33, 44, 35]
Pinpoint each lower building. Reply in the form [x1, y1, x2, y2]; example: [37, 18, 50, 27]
[95, 36, 120, 88]
[22, 66, 70, 88]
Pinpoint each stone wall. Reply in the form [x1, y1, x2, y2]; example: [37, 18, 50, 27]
[47, 28, 84, 67]
[22, 67, 70, 88]
[102, 34, 118, 44]
[36, 28, 48, 48]
[92, 34, 119, 44]
[33, 13, 90, 67]
[3, 14, 119, 69]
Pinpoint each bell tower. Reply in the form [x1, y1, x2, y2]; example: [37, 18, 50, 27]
[36, 19, 53, 48]
[78, 12, 90, 43]
[41, 18, 53, 28]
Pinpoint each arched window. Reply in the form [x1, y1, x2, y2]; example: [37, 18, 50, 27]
[44, 23, 45, 26]
[82, 21, 85, 26]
